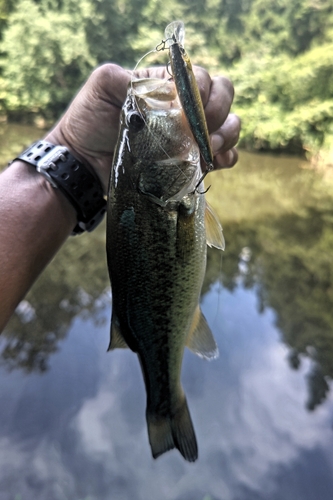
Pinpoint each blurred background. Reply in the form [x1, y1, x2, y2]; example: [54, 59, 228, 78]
[1, 1, 333, 500]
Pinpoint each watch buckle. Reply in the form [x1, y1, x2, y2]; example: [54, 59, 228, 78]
[36, 146, 68, 188]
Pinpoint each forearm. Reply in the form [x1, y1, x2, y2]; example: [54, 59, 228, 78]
[0, 160, 76, 332]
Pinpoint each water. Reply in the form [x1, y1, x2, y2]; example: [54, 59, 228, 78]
[1, 124, 333, 499]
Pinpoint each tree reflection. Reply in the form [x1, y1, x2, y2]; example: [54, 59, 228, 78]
[251, 206, 333, 411]
[202, 203, 333, 411]
[2, 222, 110, 373]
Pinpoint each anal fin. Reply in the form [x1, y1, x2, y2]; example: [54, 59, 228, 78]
[205, 201, 225, 250]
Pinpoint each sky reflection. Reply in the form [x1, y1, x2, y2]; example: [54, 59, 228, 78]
[1, 285, 333, 500]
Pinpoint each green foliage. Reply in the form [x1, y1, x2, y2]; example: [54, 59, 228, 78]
[0, 0, 15, 40]
[0, 0, 96, 120]
[223, 0, 333, 156]
[231, 41, 333, 154]
[84, 0, 149, 68]
[239, 0, 333, 56]
[128, 0, 245, 68]
[0, 0, 332, 153]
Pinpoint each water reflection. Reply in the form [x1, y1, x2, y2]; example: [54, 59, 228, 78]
[205, 153, 333, 413]
[3, 148, 333, 405]
[2, 224, 109, 373]
[1, 290, 333, 500]
[208, 209, 333, 412]
[2, 132, 333, 498]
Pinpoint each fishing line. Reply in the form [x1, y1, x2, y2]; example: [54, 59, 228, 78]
[129, 89, 190, 186]
[155, 39, 174, 79]
[211, 248, 224, 329]
[155, 37, 174, 52]
[132, 49, 158, 73]
[130, 46, 167, 150]
[129, 39, 198, 191]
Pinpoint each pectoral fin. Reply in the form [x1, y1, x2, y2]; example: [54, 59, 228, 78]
[108, 313, 129, 351]
[205, 201, 225, 250]
[186, 306, 219, 360]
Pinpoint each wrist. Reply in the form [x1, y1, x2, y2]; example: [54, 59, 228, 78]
[44, 126, 88, 172]
[8, 160, 77, 233]
[1, 160, 77, 260]
[11, 139, 107, 234]
[44, 124, 109, 195]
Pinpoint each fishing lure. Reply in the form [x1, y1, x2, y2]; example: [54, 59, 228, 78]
[163, 21, 214, 189]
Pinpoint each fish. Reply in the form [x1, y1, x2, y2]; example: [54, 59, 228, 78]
[164, 21, 214, 186]
[106, 77, 224, 462]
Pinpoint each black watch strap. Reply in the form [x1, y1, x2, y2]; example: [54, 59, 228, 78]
[13, 140, 107, 235]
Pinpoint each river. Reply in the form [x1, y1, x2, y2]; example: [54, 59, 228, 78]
[1, 124, 333, 500]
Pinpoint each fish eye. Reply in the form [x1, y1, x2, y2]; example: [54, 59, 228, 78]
[127, 111, 145, 132]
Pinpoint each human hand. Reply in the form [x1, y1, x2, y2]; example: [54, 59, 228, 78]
[45, 64, 240, 194]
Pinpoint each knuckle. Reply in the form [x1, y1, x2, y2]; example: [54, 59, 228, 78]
[90, 63, 122, 88]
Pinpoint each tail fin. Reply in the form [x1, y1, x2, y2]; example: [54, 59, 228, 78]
[146, 397, 198, 462]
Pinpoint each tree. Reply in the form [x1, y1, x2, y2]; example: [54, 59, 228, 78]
[0, 0, 96, 120]
[0, 0, 15, 40]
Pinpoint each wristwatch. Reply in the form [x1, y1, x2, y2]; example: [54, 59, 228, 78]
[12, 140, 107, 235]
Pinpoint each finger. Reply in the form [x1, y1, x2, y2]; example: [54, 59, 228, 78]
[132, 66, 170, 81]
[214, 147, 239, 170]
[210, 114, 241, 155]
[89, 63, 132, 108]
[204, 76, 235, 133]
[192, 66, 212, 107]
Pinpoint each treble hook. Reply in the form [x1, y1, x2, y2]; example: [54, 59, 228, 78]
[166, 61, 173, 78]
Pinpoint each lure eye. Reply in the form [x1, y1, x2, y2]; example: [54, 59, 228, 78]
[127, 111, 145, 132]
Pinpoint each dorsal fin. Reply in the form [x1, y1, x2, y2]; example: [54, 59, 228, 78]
[205, 201, 225, 250]
[186, 306, 219, 360]
[107, 313, 129, 351]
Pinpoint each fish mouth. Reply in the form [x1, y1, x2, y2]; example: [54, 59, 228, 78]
[122, 77, 202, 206]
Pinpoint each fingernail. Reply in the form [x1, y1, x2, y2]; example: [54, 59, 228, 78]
[225, 150, 234, 166]
[211, 134, 224, 154]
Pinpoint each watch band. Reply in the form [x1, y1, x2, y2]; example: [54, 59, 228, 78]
[13, 140, 107, 235]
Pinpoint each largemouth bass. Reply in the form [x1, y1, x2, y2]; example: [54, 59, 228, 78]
[106, 78, 224, 462]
